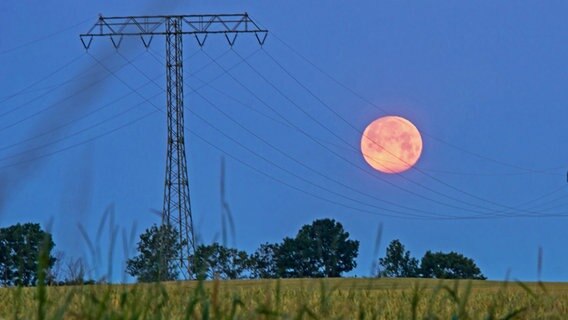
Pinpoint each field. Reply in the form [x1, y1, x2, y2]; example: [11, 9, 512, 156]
[1, 278, 567, 319]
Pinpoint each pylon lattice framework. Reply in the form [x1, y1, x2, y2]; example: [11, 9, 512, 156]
[81, 14, 268, 279]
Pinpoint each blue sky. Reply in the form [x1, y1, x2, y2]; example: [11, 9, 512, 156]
[1, 0, 568, 282]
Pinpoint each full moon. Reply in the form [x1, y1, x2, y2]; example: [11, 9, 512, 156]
[360, 116, 423, 174]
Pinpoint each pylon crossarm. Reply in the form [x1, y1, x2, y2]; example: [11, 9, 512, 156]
[80, 13, 268, 49]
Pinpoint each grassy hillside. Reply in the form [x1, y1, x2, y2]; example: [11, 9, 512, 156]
[1, 278, 567, 319]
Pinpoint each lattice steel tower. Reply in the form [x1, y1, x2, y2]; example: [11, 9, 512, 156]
[81, 14, 267, 278]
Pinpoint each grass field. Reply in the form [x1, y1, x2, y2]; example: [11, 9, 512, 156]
[1, 278, 567, 319]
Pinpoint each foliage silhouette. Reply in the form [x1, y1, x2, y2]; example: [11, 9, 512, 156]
[126, 224, 182, 282]
[0, 223, 56, 286]
[378, 239, 419, 278]
[420, 250, 486, 280]
[275, 218, 359, 278]
[191, 242, 249, 280]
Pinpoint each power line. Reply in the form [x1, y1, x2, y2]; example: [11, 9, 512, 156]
[226, 49, 516, 215]
[190, 77, 568, 219]
[10, 35, 552, 221]
[152, 48, 300, 130]
[87, 53, 164, 114]
[0, 49, 214, 155]
[257, 49, 568, 217]
[147, 47, 293, 128]
[206, 49, 568, 219]
[258, 49, 542, 215]
[241, 48, 566, 218]
[0, 49, 249, 173]
[181, 63, 568, 216]
[182, 61, 559, 179]
[189, 103, 444, 219]
[186, 126, 425, 220]
[0, 54, 86, 104]
[6, 92, 556, 221]
[0, 109, 159, 171]
[196, 49, 543, 218]
[10, 45, 552, 219]
[0, 17, 92, 56]
[76, 25, 568, 221]
[0, 51, 146, 132]
[0, 53, 112, 119]
[264, 33, 564, 175]
[186, 123, 568, 220]
[142, 50, 454, 219]
[144, 49, 567, 219]
[0, 85, 147, 153]
[0, 91, 164, 164]
[185, 96, 451, 219]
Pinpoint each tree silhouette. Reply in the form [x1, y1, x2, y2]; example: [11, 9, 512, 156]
[191, 243, 249, 280]
[378, 239, 419, 278]
[249, 243, 279, 279]
[276, 219, 359, 278]
[126, 224, 182, 282]
[0, 223, 56, 286]
[420, 251, 486, 280]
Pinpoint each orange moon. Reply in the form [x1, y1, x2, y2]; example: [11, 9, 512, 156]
[360, 116, 423, 174]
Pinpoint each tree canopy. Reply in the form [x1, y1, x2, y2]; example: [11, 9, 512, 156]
[420, 251, 486, 280]
[274, 219, 359, 278]
[377, 239, 486, 280]
[249, 243, 279, 279]
[126, 224, 182, 282]
[378, 239, 419, 278]
[0, 223, 56, 286]
[124, 221, 486, 282]
[192, 243, 249, 280]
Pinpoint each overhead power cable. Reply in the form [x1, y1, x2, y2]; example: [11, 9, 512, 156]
[0, 83, 151, 153]
[11, 44, 554, 220]
[195, 49, 550, 218]
[0, 17, 92, 56]
[258, 49, 568, 217]
[188, 103, 448, 219]
[144, 48, 568, 219]
[142, 50, 454, 219]
[227, 49, 518, 216]
[243, 48, 565, 218]
[0, 109, 159, 171]
[0, 49, 246, 171]
[0, 91, 164, 164]
[0, 51, 146, 132]
[186, 126, 431, 220]
[0, 49, 209, 154]
[263, 33, 563, 175]
[12, 42, 556, 218]
[203, 78, 567, 218]
[216, 49, 568, 219]
[181, 63, 568, 215]
[186, 122, 568, 220]
[0, 54, 86, 104]
[87, 53, 164, 114]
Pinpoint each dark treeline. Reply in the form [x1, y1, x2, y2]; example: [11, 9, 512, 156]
[125, 218, 485, 282]
[0, 222, 96, 286]
[378, 239, 486, 280]
[126, 218, 360, 281]
[0, 219, 485, 286]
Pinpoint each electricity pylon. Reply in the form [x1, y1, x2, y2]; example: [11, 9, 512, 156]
[80, 14, 268, 278]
